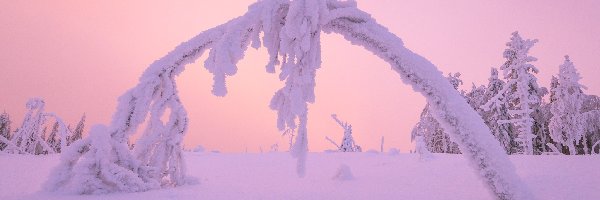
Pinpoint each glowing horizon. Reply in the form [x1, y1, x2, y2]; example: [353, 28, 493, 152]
[1, 0, 599, 153]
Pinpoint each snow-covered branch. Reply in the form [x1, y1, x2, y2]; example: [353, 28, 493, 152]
[325, 136, 340, 149]
[323, 7, 532, 200]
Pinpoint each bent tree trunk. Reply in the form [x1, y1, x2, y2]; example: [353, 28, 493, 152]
[322, 6, 532, 200]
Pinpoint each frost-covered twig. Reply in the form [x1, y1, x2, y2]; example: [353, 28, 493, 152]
[325, 136, 340, 149]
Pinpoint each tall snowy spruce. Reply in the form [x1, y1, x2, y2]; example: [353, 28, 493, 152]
[482, 32, 546, 155]
[46, 1, 532, 199]
[549, 56, 587, 155]
[330, 114, 361, 152]
[0, 111, 12, 151]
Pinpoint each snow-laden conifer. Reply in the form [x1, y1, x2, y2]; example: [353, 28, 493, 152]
[47, 121, 61, 153]
[0, 111, 12, 151]
[482, 32, 546, 155]
[330, 114, 361, 152]
[549, 56, 587, 155]
[481, 68, 514, 153]
[10, 98, 56, 154]
[415, 135, 433, 161]
[68, 114, 85, 145]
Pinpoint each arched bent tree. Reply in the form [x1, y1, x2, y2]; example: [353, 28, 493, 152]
[45, 0, 532, 199]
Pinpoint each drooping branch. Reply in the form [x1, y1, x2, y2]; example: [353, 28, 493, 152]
[109, 23, 229, 144]
[323, 7, 532, 200]
[45, 15, 235, 194]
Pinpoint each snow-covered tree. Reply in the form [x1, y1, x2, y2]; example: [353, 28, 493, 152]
[3, 99, 71, 155]
[270, 143, 279, 152]
[47, 121, 61, 153]
[581, 95, 600, 154]
[0, 111, 12, 151]
[482, 32, 546, 155]
[465, 84, 486, 113]
[330, 114, 361, 152]
[549, 76, 559, 103]
[480, 68, 514, 153]
[414, 135, 433, 161]
[68, 114, 86, 145]
[47, 1, 531, 199]
[549, 56, 587, 155]
[531, 102, 553, 154]
[10, 98, 55, 154]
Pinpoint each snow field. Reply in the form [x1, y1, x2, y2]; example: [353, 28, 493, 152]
[1, 152, 599, 200]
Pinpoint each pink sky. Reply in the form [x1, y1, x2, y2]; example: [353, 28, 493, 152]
[1, 0, 599, 153]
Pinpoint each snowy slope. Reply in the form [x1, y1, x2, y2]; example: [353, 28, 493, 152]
[1, 152, 598, 200]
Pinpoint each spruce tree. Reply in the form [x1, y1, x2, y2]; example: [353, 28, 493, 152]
[482, 32, 546, 155]
[481, 68, 514, 153]
[47, 121, 61, 153]
[69, 114, 86, 145]
[331, 114, 361, 152]
[549, 56, 586, 155]
[0, 111, 12, 151]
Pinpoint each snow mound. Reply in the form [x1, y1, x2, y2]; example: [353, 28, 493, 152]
[366, 149, 379, 154]
[193, 145, 205, 153]
[332, 164, 354, 181]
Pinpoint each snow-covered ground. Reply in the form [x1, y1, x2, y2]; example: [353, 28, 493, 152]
[1, 152, 598, 200]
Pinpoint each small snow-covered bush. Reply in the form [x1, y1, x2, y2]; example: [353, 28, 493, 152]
[332, 164, 354, 181]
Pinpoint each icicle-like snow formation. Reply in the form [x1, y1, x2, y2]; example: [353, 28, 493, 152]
[267, 0, 329, 177]
[46, 1, 531, 199]
[321, 6, 532, 200]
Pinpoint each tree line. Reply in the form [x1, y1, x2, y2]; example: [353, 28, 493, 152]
[412, 32, 600, 155]
[0, 98, 86, 155]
